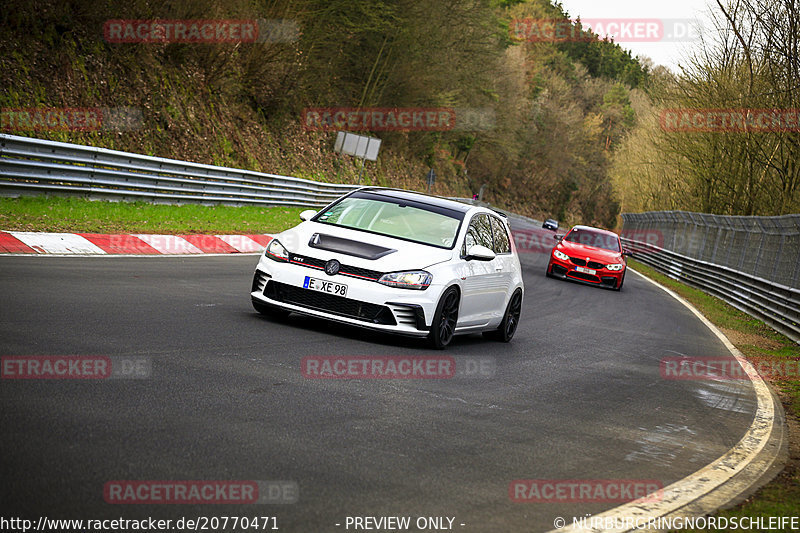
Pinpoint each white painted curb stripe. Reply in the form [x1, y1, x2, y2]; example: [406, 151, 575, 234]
[131, 235, 203, 255]
[548, 268, 779, 533]
[217, 235, 264, 253]
[9, 231, 107, 255]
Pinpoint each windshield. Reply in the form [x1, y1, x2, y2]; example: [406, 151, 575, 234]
[564, 228, 621, 252]
[314, 193, 463, 249]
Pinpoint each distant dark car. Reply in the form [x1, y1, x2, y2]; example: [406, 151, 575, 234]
[542, 219, 559, 231]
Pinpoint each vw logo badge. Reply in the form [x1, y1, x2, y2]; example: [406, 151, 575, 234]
[324, 259, 340, 276]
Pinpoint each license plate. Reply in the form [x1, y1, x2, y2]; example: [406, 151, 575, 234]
[303, 276, 348, 297]
[576, 266, 597, 275]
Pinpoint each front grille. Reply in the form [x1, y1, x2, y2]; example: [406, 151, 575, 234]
[264, 281, 396, 325]
[342, 265, 384, 280]
[568, 271, 600, 282]
[289, 254, 383, 281]
[569, 257, 605, 269]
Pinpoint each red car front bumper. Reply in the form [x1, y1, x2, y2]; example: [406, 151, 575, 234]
[547, 253, 625, 289]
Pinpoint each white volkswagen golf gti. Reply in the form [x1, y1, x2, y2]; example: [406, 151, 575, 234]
[250, 187, 524, 348]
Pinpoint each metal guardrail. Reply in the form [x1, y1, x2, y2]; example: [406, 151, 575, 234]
[622, 211, 800, 289]
[622, 237, 800, 344]
[0, 134, 359, 207]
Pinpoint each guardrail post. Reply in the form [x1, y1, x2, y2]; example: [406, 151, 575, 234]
[738, 231, 751, 271]
[751, 219, 766, 277]
[793, 252, 800, 288]
[680, 212, 692, 256]
[710, 225, 722, 263]
[771, 234, 785, 281]
[724, 229, 736, 268]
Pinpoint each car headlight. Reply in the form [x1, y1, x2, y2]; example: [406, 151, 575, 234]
[265, 239, 289, 262]
[378, 270, 432, 290]
[606, 263, 624, 271]
[553, 249, 569, 261]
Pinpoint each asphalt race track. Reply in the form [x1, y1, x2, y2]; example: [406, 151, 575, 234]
[0, 221, 759, 532]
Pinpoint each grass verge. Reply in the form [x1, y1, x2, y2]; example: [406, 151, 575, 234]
[0, 196, 305, 234]
[628, 259, 800, 530]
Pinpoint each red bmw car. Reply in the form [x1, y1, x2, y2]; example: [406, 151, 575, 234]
[546, 225, 631, 290]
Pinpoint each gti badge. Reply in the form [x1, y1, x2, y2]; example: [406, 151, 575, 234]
[324, 259, 341, 276]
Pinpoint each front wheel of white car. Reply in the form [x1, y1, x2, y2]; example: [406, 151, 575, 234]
[428, 287, 460, 350]
[483, 289, 522, 343]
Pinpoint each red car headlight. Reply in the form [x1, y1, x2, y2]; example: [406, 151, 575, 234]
[553, 249, 569, 261]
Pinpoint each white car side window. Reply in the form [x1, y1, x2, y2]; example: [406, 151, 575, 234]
[490, 216, 511, 254]
[462, 214, 493, 255]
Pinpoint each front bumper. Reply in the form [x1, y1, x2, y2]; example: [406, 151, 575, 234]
[547, 256, 623, 289]
[250, 257, 438, 337]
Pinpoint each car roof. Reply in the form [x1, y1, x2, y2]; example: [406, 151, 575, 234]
[355, 187, 474, 213]
[569, 225, 619, 237]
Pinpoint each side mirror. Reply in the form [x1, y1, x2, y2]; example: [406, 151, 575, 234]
[553, 234, 564, 241]
[299, 209, 317, 221]
[466, 245, 496, 261]
[622, 250, 632, 257]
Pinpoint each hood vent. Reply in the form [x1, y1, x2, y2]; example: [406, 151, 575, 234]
[308, 233, 397, 260]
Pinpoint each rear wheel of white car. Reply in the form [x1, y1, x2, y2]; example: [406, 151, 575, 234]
[483, 289, 522, 343]
[252, 300, 290, 320]
[428, 287, 460, 349]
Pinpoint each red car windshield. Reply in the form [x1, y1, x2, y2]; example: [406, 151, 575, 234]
[564, 229, 620, 252]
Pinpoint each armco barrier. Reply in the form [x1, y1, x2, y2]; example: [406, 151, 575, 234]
[621, 236, 800, 344]
[0, 133, 543, 222]
[0, 134, 359, 207]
